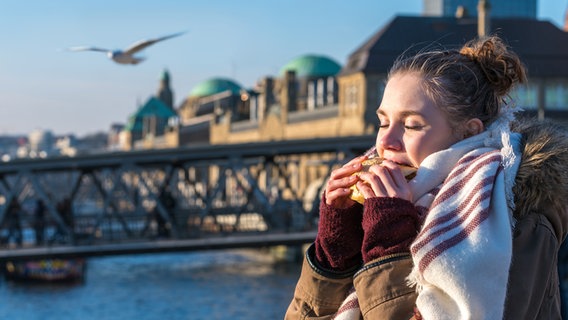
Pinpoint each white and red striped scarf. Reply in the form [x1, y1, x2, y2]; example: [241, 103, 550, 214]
[333, 114, 521, 320]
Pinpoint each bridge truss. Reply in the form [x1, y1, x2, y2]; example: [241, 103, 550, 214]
[0, 136, 375, 257]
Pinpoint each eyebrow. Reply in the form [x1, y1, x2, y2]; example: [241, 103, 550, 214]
[376, 109, 424, 118]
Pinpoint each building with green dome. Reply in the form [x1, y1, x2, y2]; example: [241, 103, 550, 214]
[188, 78, 243, 98]
[123, 54, 344, 147]
[178, 77, 248, 124]
[115, 69, 179, 150]
[278, 54, 341, 78]
[276, 54, 340, 113]
[209, 54, 343, 143]
[121, 96, 177, 150]
[173, 77, 251, 146]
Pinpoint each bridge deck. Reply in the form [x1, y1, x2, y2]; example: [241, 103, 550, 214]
[0, 231, 317, 262]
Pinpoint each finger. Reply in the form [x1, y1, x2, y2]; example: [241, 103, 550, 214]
[330, 160, 363, 180]
[357, 180, 383, 200]
[357, 175, 387, 199]
[325, 187, 354, 206]
[327, 174, 358, 191]
[370, 161, 412, 200]
[374, 161, 406, 187]
[362, 165, 401, 198]
[360, 166, 390, 195]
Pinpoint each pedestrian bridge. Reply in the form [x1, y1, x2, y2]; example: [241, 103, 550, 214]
[0, 135, 374, 261]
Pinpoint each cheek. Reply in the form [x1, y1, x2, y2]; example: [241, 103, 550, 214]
[412, 134, 459, 164]
[405, 135, 440, 165]
[403, 139, 425, 166]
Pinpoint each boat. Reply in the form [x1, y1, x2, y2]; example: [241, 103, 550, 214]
[3, 258, 86, 282]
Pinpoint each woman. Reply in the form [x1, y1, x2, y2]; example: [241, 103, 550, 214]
[285, 35, 568, 319]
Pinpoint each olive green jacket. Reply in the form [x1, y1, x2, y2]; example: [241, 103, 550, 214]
[285, 245, 417, 319]
[285, 119, 568, 320]
[285, 212, 563, 319]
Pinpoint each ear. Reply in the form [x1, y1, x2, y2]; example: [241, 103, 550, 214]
[464, 118, 484, 138]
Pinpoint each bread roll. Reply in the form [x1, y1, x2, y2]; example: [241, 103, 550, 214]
[349, 158, 417, 204]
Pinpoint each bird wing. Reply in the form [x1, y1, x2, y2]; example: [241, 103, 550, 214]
[68, 46, 110, 53]
[123, 31, 185, 55]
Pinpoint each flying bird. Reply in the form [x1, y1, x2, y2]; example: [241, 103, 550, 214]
[69, 31, 185, 65]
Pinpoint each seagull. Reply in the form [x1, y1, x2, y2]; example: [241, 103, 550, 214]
[69, 31, 185, 65]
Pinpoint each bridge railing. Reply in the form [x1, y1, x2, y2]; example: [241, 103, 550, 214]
[0, 135, 375, 248]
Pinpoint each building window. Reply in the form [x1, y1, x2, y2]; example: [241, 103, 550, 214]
[512, 81, 568, 111]
[250, 96, 258, 121]
[327, 77, 336, 104]
[511, 83, 538, 110]
[308, 81, 316, 110]
[545, 80, 568, 110]
[317, 78, 325, 107]
[347, 84, 358, 110]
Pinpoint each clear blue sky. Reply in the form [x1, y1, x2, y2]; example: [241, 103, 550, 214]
[0, 0, 566, 137]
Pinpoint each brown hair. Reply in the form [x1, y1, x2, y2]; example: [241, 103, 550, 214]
[389, 35, 527, 128]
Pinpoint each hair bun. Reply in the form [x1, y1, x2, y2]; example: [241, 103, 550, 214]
[459, 36, 527, 97]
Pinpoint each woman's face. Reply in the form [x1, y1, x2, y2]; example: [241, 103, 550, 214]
[375, 72, 461, 168]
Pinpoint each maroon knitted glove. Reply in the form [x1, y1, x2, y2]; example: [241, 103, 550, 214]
[314, 195, 364, 271]
[361, 197, 421, 264]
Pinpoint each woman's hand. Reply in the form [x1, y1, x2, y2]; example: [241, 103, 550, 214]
[318, 156, 366, 270]
[324, 156, 364, 208]
[356, 160, 413, 202]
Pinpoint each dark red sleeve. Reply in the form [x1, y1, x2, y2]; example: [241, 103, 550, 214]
[361, 197, 421, 264]
[314, 195, 364, 271]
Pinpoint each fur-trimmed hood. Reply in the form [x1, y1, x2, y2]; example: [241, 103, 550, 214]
[511, 117, 568, 241]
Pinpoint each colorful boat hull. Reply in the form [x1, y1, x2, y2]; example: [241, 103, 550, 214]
[4, 259, 86, 282]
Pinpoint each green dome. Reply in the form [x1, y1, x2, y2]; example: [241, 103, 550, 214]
[124, 97, 177, 132]
[189, 78, 243, 98]
[279, 54, 341, 78]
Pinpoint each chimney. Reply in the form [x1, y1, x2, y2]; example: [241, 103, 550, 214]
[564, 5, 568, 31]
[280, 70, 297, 113]
[258, 77, 273, 122]
[477, 0, 491, 37]
[455, 5, 469, 18]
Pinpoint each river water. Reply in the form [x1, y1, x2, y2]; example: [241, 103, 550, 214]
[0, 249, 303, 319]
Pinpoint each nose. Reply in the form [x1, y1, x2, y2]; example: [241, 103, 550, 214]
[377, 126, 403, 151]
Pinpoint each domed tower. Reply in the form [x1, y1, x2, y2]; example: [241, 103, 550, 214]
[279, 54, 341, 111]
[188, 77, 242, 101]
[156, 69, 174, 110]
[178, 77, 244, 122]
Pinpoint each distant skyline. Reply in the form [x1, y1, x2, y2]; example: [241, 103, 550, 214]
[1, 0, 566, 137]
